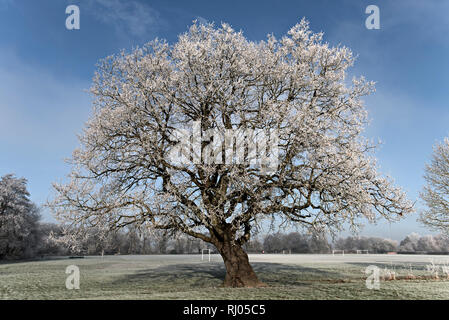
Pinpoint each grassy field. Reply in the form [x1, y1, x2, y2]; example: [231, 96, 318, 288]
[1, 254, 449, 299]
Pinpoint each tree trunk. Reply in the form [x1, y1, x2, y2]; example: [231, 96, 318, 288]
[216, 241, 266, 288]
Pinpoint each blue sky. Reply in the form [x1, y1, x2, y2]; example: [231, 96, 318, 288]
[0, 0, 448, 240]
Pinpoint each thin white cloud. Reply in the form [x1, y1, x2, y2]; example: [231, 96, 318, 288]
[385, 1, 449, 42]
[0, 48, 91, 153]
[0, 48, 92, 219]
[329, 1, 449, 47]
[87, 0, 163, 38]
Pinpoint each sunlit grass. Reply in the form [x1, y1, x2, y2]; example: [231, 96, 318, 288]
[1, 255, 449, 299]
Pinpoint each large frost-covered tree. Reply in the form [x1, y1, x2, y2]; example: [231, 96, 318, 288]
[420, 138, 449, 233]
[50, 20, 412, 287]
[0, 174, 41, 259]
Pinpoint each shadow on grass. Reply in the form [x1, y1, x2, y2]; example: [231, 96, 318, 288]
[0, 255, 69, 265]
[253, 263, 348, 285]
[111, 262, 346, 289]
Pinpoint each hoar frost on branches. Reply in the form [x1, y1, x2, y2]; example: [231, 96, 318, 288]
[49, 19, 413, 287]
[0, 174, 41, 259]
[420, 138, 449, 233]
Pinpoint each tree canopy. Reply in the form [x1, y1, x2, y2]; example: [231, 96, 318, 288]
[50, 19, 413, 287]
[420, 138, 449, 233]
[0, 174, 41, 259]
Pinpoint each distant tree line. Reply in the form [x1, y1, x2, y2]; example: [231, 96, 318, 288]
[333, 234, 449, 254]
[3, 174, 449, 260]
[46, 225, 213, 256]
[397, 233, 449, 254]
[333, 236, 398, 253]
[254, 232, 331, 254]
